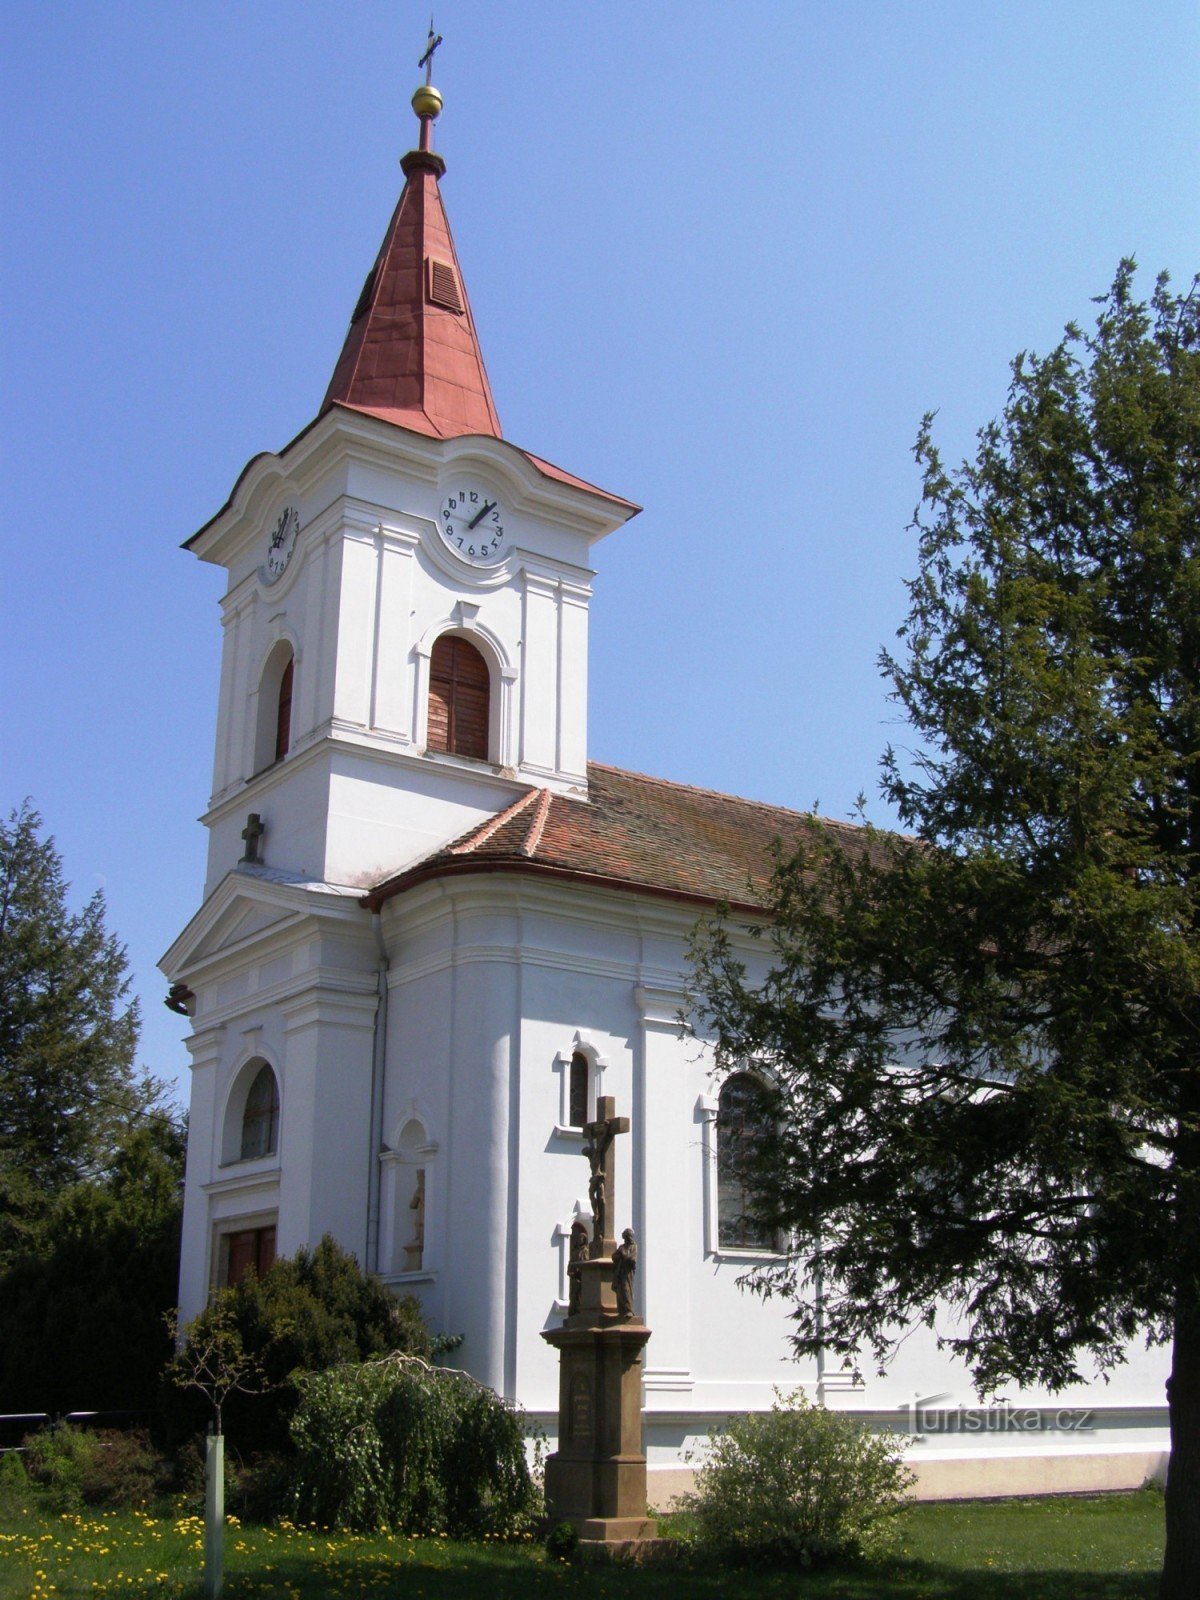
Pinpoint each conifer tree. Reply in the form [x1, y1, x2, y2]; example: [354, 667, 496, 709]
[692, 264, 1199, 1599]
[0, 803, 148, 1235]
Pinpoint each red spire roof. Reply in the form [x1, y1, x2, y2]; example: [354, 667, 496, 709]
[322, 118, 502, 440]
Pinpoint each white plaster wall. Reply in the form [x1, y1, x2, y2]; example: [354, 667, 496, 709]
[369, 876, 1170, 1484]
[324, 749, 521, 888]
[204, 755, 332, 895]
[176, 1027, 222, 1327]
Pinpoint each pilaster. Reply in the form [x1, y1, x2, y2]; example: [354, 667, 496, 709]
[634, 983, 694, 1402]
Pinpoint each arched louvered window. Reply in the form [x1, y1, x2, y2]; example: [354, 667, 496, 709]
[254, 641, 295, 773]
[717, 1072, 777, 1251]
[428, 635, 490, 760]
[240, 1063, 280, 1161]
[274, 656, 294, 761]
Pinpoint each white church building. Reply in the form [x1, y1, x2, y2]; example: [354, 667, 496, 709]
[163, 80, 1169, 1500]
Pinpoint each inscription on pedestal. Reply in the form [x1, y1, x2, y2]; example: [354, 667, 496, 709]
[569, 1373, 593, 1441]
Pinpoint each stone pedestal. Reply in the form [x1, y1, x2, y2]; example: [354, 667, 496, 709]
[541, 1256, 657, 1542]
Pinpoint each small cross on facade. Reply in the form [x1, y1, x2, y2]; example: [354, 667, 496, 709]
[240, 812, 266, 865]
[418, 19, 442, 83]
[583, 1094, 630, 1258]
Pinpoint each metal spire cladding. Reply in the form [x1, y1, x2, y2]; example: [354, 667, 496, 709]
[322, 74, 502, 440]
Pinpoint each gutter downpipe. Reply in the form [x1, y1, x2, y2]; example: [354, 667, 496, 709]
[814, 1252, 827, 1406]
[366, 910, 389, 1275]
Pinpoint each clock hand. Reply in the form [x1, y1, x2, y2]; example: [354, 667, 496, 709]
[467, 500, 496, 531]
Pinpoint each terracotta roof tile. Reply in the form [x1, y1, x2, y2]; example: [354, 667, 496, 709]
[363, 762, 873, 912]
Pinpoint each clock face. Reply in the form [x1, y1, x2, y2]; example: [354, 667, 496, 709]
[265, 505, 300, 580]
[438, 481, 507, 565]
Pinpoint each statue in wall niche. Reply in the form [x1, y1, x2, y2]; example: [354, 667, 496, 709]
[403, 1169, 425, 1272]
[566, 1219, 589, 1316]
[612, 1228, 637, 1318]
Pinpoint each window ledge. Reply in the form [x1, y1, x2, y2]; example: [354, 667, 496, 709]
[708, 1247, 786, 1264]
[246, 757, 285, 784]
[217, 1152, 279, 1171]
[203, 1163, 281, 1196]
[552, 1124, 585, 1140]
[379, 1270, 436, 1287]
[420, 748, 500, 776]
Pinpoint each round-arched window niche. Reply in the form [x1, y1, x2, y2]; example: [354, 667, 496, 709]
[222, 1058, 281, 1166]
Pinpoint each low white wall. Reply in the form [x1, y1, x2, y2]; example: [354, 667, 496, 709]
[645, 1447, 1168, 1510]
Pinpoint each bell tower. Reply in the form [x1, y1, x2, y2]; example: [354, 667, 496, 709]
[185, 72, 638, 898]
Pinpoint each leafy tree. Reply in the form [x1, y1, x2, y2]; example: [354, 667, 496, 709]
[0, 803, 150, 1224]
[0, 1111, 185, 1414]
[691, 264, 1199, 1599]
[166, 1297, 271, 1439]
[165, 1235, 435, 1452]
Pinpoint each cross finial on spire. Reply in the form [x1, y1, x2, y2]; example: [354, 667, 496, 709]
[412, 20, 444, 152]
[419, 18, 442, 85]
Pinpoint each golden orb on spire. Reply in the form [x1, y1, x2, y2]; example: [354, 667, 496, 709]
[412, 82, 443, 120]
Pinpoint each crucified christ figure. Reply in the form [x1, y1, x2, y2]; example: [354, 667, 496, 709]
[582, 1095, 629, 1258]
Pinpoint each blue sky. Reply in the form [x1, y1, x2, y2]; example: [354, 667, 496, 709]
[3, 2, 1196, 1106]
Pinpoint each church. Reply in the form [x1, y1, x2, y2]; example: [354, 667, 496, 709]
[163, 73, 1168, 1501]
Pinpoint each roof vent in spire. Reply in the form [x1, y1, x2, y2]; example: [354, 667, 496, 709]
[427, 257, 464, 314]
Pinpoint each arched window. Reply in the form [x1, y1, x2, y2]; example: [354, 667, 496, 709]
[568, 1052, 590, 1129]
[240, 1063, 280, 1161]
[274, 656, 294, 761]
[254, 641, 295, 773]
[428, 635, 489, 760]
[717, 1072, 776, 1251]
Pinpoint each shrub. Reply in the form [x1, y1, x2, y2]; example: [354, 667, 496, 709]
[0, 1449, 29, 1517]
[545, 1520, 579, 1562]
[229, 1450, 295, 1522]
[164, 1235, 433, 1452]
[287, 1352, 540, 1536]
[23, 1423, 164, 1512]
[172, 1435, 295, 1523]
[682, 1389, 914, 1566]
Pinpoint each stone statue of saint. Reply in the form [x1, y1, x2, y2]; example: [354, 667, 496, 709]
[612, 1228, 637, 1319]
[403, 1169, 425, 1272]
[566, 1219, 589, 1316]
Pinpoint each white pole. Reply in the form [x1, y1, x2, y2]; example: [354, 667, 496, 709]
[204, 1430, 224, 1599]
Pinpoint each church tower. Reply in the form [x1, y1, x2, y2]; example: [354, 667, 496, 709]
[185, 78, 638, 900]
[164, 70, 637, 1347]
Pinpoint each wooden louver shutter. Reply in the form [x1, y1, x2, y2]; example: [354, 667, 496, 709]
[274, 656, 294, 761]
[428, 636, 490, 760]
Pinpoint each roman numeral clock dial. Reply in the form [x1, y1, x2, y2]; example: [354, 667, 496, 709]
[438, 481, 507, 565]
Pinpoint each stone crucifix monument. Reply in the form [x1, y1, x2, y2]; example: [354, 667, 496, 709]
[542, 1094, 657, 1547]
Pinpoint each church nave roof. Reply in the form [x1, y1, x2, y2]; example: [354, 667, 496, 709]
[362, 762, 875, 915]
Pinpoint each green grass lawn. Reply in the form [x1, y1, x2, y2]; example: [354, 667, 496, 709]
[0, 1489, 1164, 1599]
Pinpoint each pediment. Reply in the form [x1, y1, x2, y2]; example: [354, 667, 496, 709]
[160, 872, 320, 979]
[195, 897, 293, 960]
